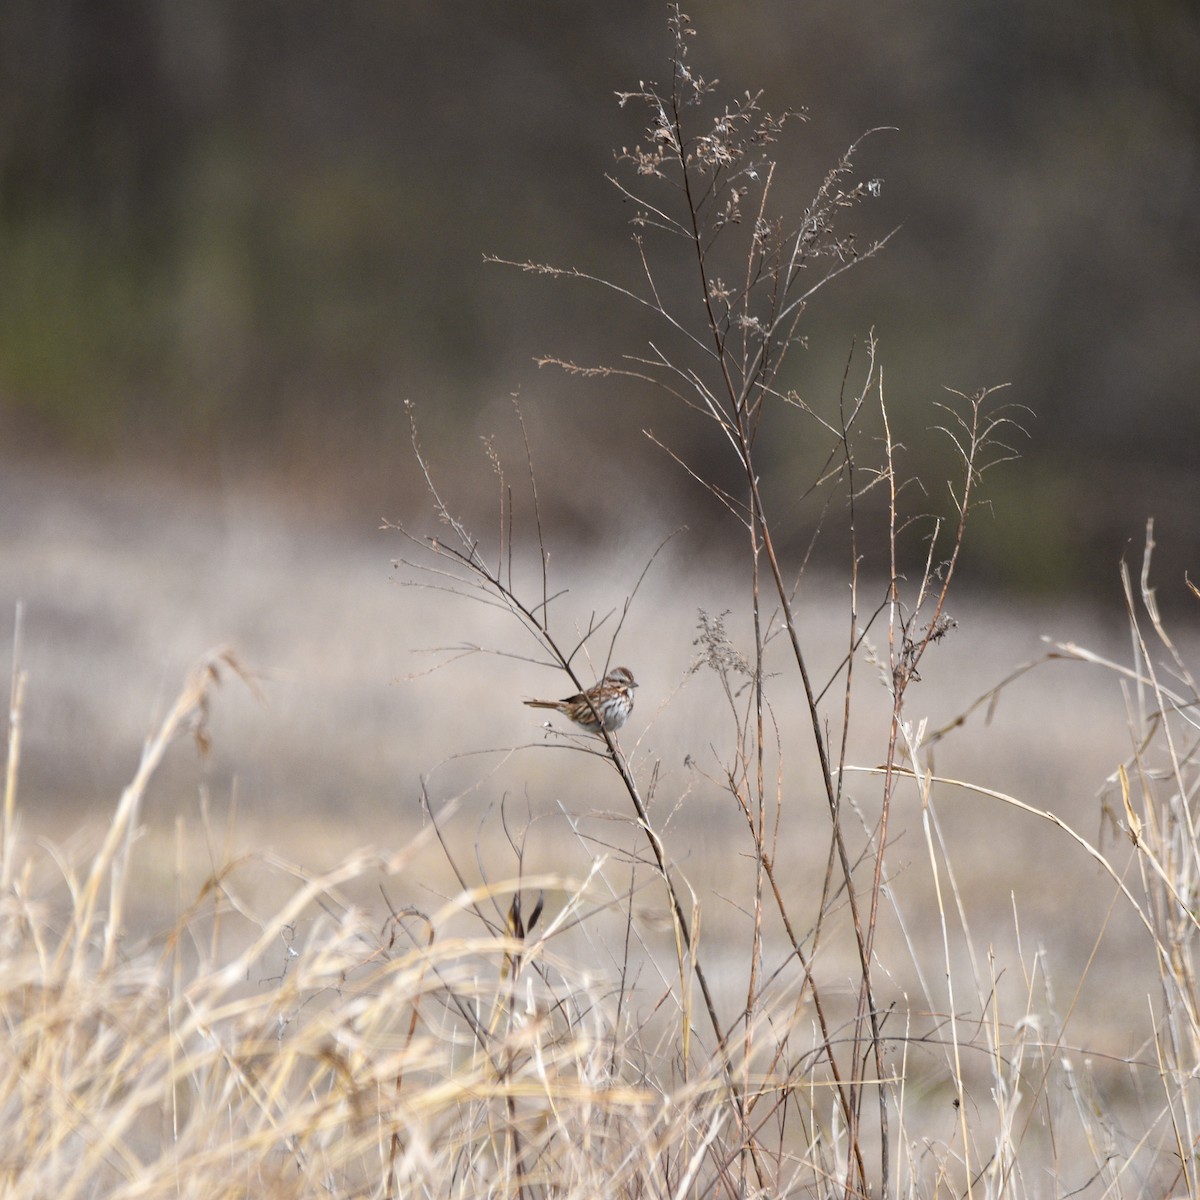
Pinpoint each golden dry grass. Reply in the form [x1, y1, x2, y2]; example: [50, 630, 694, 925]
[3, 462, 1199, 1197]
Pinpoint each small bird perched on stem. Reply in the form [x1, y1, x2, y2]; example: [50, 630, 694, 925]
[524, 667, 638, 732]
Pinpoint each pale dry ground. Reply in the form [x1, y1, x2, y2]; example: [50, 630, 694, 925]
[1, 455, 1187, 1102]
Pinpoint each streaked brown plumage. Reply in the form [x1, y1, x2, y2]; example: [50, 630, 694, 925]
[524, 667, 638, 732]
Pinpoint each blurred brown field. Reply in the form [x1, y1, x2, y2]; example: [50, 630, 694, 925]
[2, 452, 1180, 1069]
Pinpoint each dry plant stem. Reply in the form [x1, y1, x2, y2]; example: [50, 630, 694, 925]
[665, 65, 884, 1190]
[386, 907, 436, 1194]
[744, 505, 767, 1118]
[734, 392, 872, 1187]
[1124, 530, 1200, 862]
[481, 12, 1048, 1191]
[848, 766, 1175, 965]
[400, 427, 777, 1185]
[397, 422, 762, 1165]
[719, 692, 864, 1182]
[855, 387, 1014, 1188]
[1121, 529, 1200, 1187]
[592, 713, 774, 1193]
[3, 600, 26, 890]
[744, 279, 878, 1200]
[58, 647, 246, 979]
[730, 348, 882, 1182]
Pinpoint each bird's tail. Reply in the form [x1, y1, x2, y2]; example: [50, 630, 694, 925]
[523, 699, 559, 709]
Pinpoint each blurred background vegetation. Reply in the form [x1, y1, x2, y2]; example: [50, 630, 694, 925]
[1, 1, 1197, 599]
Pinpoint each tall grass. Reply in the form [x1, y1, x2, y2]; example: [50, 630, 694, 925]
[3, 8, 1198, 1198]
